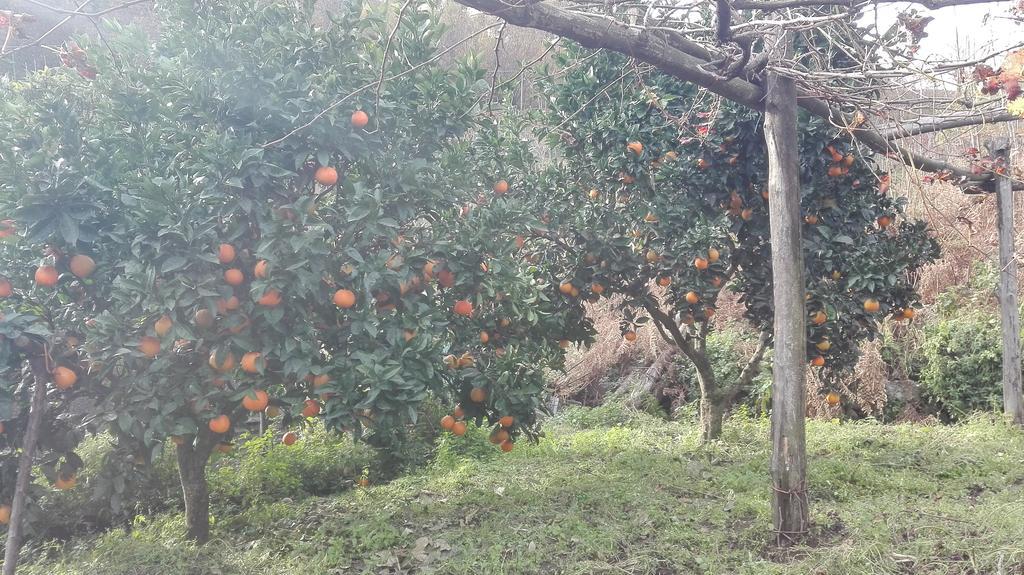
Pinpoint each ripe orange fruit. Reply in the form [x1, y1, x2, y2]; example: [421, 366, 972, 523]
[451, 421, 467, 436]
[437, 269, 456, 288]
[154, 314, 173, 337]
[588, 189, 600, 200]
[301, 399, 321, 418]
[54, 475, 76, 491]
[707, 248, 720, 263]
[558, 339, 570, 349]
[69, 254, 96, 278]
[827, 165, 843, 177]
[498, 415, 514, 428]
[804, 215, 819, 225]
[704, 307, 716, 319]
[310, 374, 329, 387]
[194, 309, 214, 329]
[469, 387, 487, 403]
[811, 311, 827, 325]
[208, 415, 231, 434]
[254, 290, 280, 308]
[253, 260, 269, 279]
[220, 268, 242, 287]
[358, 477, 370, 487]
[624, 330, 637, 342]
[816, 339, 831, 351]
[0, 505, 10, 525]
[209, 350, 236, 372]
[440, 415, 456, 431]
[452, 405, 465, 419]
[332, 289, 356, 309]
[645, 250, 660, 263]
[216, 296, 240, 314]
[694, 257, 709, 271]
[493, 180, 509, 195]
[740, 208, 753, 221]
[240, 352, 261, 373]
[696, 158, 710, 170]
[831, 270, 842, 281]
[351, 110, 369, 128]
[0, 279, 11, 298]
[863, 298, 880, 313]
[810, 356, 825, 367]
[657, 277, 671, 287]
[903, 308, 915, 319]
[876, 215, 892, 228]
[479, 331, 490, 344]
[218, 243, 236, 264]
[453, 300, 473, 317]
[710, 276, 723, 288]
[53, 366, 78, 390]
[559, 282, 574, 295]
[494, 429, 510, 443]
[282, 431, 298, 446]
[499, 440, 514, 452]
[35, 265, 58, 287]
[314, 166, 338, 186]
[825, 392, 841, 406]
[241, 389, 269, 411]
[843, 154, 855, 166]
[139, 336, 160, 358]
[627, 141, 643, 155]
[685, 291, 699, 304]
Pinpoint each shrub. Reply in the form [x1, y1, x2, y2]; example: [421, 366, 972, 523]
[919, 310, 1003, 421]
[552, 397, 668, 430]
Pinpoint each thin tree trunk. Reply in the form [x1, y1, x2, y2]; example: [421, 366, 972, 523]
[3, 356, 48, 575]
[764, 34, 809, 546]
[989, 138, 1024, 426]
[175, 428, 215, 543]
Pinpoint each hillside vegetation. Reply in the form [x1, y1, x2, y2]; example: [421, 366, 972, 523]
[19, 408, 1024, 575]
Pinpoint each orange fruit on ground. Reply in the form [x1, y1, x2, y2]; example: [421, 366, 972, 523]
[208, 415, 231, 434]
[301, 399, 321, 418]
[452, 405, 466, 419]
[499, 440, 514, 453]
[254, 260, 269, 279]
[53, 366, 78, 390]
[657, 277, 671, 287]
[282, 431, 298, 446]
[241, 389, 269, 411]
[816, 339, 831, 352]
[825, 392, 841, 406]
[493, 180, 509, 195]
[258, 289, 282, 307]
[351, 110, 369, 128]
[694, 257, 708, 271]
[240, 352, 261, 373]
[708, 248, 720, 263]
[35, 265, 58, 287]
[54, 475, 77, 491]
[453, 300, 473, 317]
[218, 243, 236, 264]
[863, 298, 880, 313]
[451, 421, 468, 436]
[139, 336, 160, 358]
[877, 215, 892, 228]
[194, 309, 214, 329]
[685, 291, 699, 304]
[627, 141, 643, 155]
[0, 279, 11, 298]
[314, 166, 339, 186]
[499, 415, 514, 428]
[69, 254, 96, 278]
[0, 505, 10, 525]
[810, 356, 826, 367]
[154, 314, 173, 337]
[903, 308, 915, 319]
[440, 415, 456, 431]
[624, 330, 637, 342]
[333, 289, 356, 309]
[811, 311, 827, 325]
[224, 268, 244, 286]
[209, 350, 236, 372]
[469, 387, 487, 403]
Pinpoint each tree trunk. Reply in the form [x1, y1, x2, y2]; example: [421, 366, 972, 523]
[3, 356, 48, 575]
[175, 429, 215, 543]
[989, 138, 1024, 426]
[691, 351, 724, 442]
[764, 36, 809, 546]
[627, 348, 677, 408]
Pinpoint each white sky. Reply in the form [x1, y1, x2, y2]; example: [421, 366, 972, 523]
[868, 1, 1020, 62]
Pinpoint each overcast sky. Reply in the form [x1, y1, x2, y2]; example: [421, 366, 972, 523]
[869, 1, 1020, 62]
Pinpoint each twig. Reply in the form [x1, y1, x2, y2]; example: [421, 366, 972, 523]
[373, 0, 415, 128]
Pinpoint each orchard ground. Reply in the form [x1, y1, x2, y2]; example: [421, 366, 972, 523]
[18, 408, 1024, 575]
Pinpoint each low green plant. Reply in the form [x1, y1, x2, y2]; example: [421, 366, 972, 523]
[919, 310, 1003, 421]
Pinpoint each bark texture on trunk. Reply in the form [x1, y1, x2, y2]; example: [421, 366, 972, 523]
[175, 428, 216, 543]
[989, 138, 1024, 426]
[764, 38, 809, 546]
[3, 356, 49, 575]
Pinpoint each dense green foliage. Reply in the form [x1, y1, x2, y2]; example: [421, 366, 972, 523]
[920, 311, 1003, 420]
[17, 411, 1024, 574]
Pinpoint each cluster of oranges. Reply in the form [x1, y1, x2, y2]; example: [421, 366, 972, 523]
[440, 396, 516, 452]
[825, 145, 855, 178]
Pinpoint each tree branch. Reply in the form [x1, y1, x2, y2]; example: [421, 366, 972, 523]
[880, 110, 1020, 140]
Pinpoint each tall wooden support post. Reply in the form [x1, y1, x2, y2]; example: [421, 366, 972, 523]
[764, 34, 809, 545]
[989, 138, 1024, 426]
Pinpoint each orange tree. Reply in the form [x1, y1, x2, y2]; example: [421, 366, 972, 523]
[486, 47, 938, 440]
[0, 1, 572, 546]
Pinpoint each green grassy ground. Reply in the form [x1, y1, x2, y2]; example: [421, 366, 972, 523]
[19, 410, 1024, 574]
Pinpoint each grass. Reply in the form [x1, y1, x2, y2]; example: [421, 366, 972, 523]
[17, 409, 1024, 575]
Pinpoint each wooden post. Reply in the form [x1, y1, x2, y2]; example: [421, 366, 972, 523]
[989, 138, 1024, 426]
[3, 356, 49, 575]
[764, 33, 809, 545]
